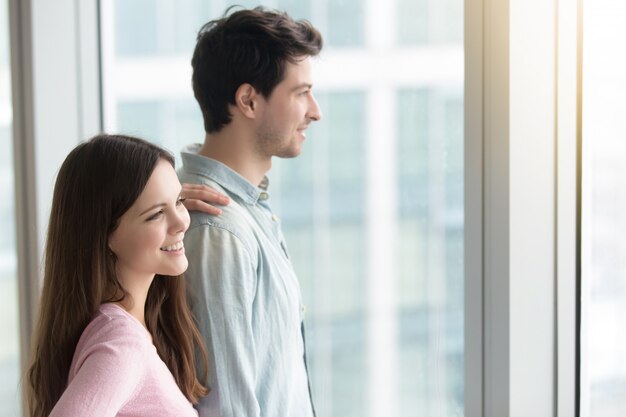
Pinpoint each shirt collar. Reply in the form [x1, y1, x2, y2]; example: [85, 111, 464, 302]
[180, 144, 270, 205]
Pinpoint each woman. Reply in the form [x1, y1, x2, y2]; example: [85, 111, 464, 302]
[26, 134, 208, 416]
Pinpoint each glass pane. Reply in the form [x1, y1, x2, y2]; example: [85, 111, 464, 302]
[0, 0, 21, 416]
[326, 0, 364, 46]
[115, 0, 210, 56]
[274, 91, 368, 417]
[397, 88, 463, 416]
[581, 2, 626, 416]
[101, 1, 464, 416]
[397, 0, 463, 45]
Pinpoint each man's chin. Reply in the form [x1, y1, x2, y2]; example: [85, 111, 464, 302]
[277, 152, 301, 159]
[275, 145, 302, 159]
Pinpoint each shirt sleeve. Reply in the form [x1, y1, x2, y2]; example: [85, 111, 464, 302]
[49, 318, 147, 417]
[184, 221, 260, 417]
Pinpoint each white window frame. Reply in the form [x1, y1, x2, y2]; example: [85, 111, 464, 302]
[8, 0, 101, 394]
[9, 0, 581, 416]
[465, 0, 580, 416]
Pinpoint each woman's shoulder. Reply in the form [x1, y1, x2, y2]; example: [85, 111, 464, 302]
[97, 302, 145, 327]
[84, 303, 149, 341]
[70, 303, 152, 370]
[56, 305, 159, 416]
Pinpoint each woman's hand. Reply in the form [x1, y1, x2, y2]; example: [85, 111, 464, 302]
[181, 183, 229, 215]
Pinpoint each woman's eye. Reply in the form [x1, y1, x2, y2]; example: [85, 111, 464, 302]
[176, 198, 186, 206]
[147, 211, 164, 221]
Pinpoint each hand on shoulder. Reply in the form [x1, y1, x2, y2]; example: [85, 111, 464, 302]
[182, 183, 230, 215]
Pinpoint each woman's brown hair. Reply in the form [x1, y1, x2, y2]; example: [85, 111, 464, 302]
[26, 134, 208, 417]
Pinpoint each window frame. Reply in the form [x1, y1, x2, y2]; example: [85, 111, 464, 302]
[465, 0, 580, 415]
[8, 0, 102, 392]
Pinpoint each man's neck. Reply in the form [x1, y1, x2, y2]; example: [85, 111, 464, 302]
[198, 128, 271, 187]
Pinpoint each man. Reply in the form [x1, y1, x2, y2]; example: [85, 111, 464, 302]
[178, 7, 323, 417]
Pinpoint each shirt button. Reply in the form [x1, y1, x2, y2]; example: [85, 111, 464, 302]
[271, 214, 279, 221]
[259, 192, 269, 201]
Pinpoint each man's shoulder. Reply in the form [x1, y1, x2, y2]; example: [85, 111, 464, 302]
[188, 197, 251, 230]
[186, 196, 260, 252]
[177, 164, 210, 185]
[178, 164, 262, 247]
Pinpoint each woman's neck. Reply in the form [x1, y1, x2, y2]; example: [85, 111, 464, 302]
[113, 273, 154, 329]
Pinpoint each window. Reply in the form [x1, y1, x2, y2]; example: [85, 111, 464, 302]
[101, 1, 464, 415]
[397, 0, 463, 45]
[0, 1, 21, 416]
[396, 87, 463, 416]
[581, 1, 626, 416]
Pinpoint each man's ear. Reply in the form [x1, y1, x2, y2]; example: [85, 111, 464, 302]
[235, 83, 259, 118]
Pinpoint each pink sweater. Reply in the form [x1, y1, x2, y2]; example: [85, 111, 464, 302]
[49, 303, 198, 417]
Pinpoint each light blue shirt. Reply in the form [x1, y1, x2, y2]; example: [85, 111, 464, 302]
[178, 145, 315, 417]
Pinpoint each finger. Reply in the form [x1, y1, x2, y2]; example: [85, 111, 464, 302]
[183, 199, 223, 216]
[184, 191, 229, 205]
[181, 183, 230, 204]
[182, 183, 222, 194]
[182, 191, 229, 205]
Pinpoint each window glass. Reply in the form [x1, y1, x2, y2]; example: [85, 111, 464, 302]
[326, 0, 364, 46]
[0, 1, 21, 416]
[581, 2, 626, 416]
[277, 0, 311, 22]
[101, 2, 463, 416]
[116, 99, 203, 157]
[397, 0, 463, 45]
[274, 92, 367, 416]
[397, 0, 430, 44]
[115, 0, 209, 56]
[397, 88, 463, 416]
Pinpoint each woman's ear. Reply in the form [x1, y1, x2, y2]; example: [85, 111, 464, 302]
[107, 235, 118, 257]
[235, 83, 259, 118]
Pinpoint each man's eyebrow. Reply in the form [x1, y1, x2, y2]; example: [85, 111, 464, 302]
[291, 83, 313, 92]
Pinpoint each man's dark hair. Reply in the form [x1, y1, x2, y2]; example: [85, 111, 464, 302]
[191, 6, 323, 133]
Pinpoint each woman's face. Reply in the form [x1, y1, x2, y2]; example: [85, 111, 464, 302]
[108, 159, 190, 284]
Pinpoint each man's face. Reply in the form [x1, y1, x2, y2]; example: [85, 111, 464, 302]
[254, 56, 322, 158]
